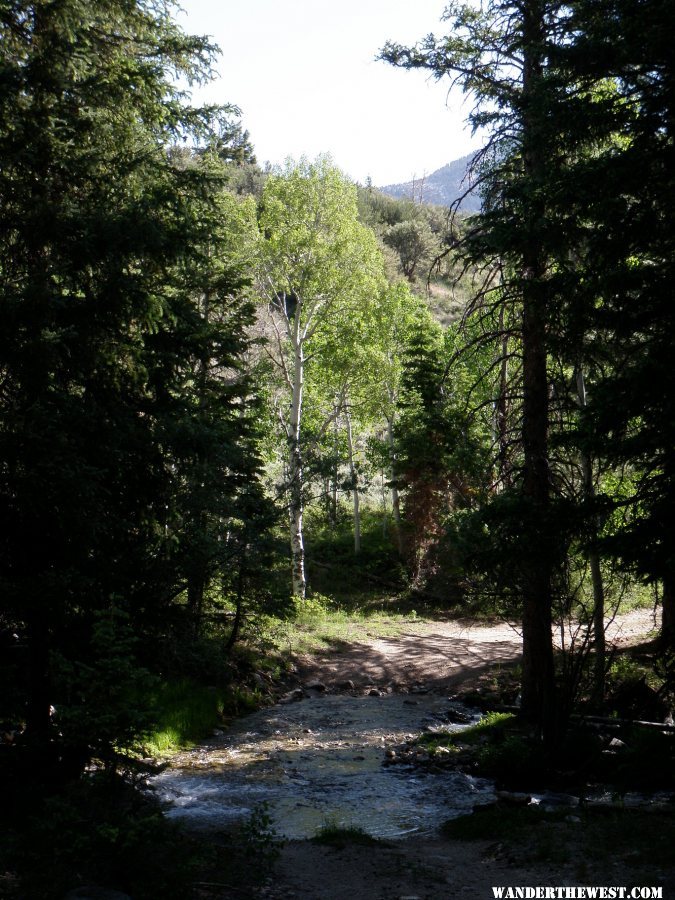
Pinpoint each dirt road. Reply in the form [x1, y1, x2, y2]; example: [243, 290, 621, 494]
[293, 608, 657, 696]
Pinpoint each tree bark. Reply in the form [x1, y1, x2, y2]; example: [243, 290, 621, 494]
[520, 287, 556, 739]
[661, 572, 675, 649]
[225, 547, 246, 652]
[576, 367, 606, 703]
[331, 404, 340, 526]
[496, 303, 511, 490]
[345, 406, 361, 555]
[289, 334, 306, 598]
[519, 0, 557, 743]
[187, 572, 206, 635]
[387, 416, 404, 556]
[26, 613, 51, 741]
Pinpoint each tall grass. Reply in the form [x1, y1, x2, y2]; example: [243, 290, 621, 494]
[144, 679, 228, 755]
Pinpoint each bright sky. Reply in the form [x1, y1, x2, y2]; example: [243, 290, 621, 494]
[176, 0, 481, 186]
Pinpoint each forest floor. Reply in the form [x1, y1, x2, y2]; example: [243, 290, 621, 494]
[184, 608, 675, 900]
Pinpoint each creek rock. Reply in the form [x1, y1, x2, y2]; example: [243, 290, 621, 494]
[535, 791, 579, 809]
[496, 790, 532, 806]
[280, 688, 305, 703]
[446, 706, 474, 724]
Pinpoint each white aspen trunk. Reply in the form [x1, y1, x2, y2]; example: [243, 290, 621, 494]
[576, 367, 606, 701]
[387, 416, 403, 556]
[331, 402, 340, 526]
[345, 407, 361, 555]
[289, 328, 306, 598]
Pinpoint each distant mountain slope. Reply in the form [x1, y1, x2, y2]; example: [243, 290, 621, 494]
[379, 153, 480, 212]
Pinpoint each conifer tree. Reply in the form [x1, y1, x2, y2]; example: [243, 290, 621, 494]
[0, 0, 266, 759]
[383, 0, 569, 738]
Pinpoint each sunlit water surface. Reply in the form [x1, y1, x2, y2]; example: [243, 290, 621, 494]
[150, 694, 496, 839]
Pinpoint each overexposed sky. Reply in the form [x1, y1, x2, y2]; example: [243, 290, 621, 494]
[176, 0, 481, 185]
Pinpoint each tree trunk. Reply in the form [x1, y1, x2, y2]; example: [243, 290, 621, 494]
[26, 613, 51, 741]
[187, 572, 206, 635]
[519, 0, 557, 743]
[387, 416, 404, 556]
[225, 547, 246, 652]
[186, 286, 211, 634]
[496, 303, 511, 490]
[345, 407, 361, 555]
[661, 572, 675, 649]
[289, 336, 306, 598]
[576, 367, 606, 704]
[331, 405, 339, 526]
[520, 288, 556, 740]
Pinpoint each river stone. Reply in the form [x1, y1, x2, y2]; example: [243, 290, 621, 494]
[540, 791, 579, 808]
[280, 688, 304, 703]
[496, 790, 531, 806]
[446, 707, 473, 724]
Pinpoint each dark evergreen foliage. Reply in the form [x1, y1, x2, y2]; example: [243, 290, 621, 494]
[0, 0, 271, 772]
[383, 0, 674, 727]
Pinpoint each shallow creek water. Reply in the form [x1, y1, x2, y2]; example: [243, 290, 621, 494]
[150, 693, 495, 839]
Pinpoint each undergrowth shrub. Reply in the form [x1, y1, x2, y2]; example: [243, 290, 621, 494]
[2, 774, 197, 900]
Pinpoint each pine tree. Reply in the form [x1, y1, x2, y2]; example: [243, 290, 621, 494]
[0, 0, 266, 762]
[383, 0, 572, 739]
[561, 0, 675, 645]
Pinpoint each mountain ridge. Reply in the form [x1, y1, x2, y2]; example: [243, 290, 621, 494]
[378, 153, 480, 212]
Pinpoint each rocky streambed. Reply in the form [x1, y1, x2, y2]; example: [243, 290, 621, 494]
[150, 691, 495, 839]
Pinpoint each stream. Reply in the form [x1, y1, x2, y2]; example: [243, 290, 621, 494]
[150, 692, 496, 839]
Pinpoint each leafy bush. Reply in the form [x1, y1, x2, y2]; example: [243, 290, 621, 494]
[52, 608, 157, 770]
[2, 774, 198, 899]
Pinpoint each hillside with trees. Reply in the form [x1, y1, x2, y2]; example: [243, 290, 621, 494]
[1, 0, 674, 896]
[379, 152, 481, 212]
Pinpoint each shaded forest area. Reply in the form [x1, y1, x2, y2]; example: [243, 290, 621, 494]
[1, 0, 674, 896]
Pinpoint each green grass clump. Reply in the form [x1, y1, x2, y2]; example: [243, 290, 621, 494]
[416, 711, 552, 786]
[270, 589, 426, 657]
[145, 678, 269, 755]
[418, 711, 516, 752]
[144, 679, 229, 755]
[311, 821, 382, 847]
